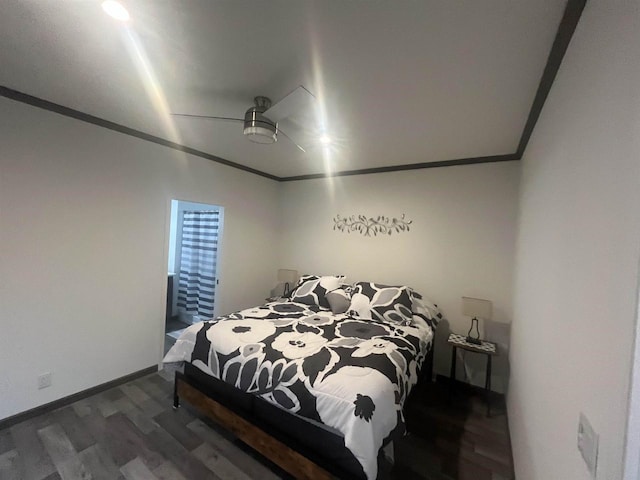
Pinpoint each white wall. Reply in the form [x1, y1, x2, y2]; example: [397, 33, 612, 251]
[508, 1, 640, 479]
[278, 162, 520, 392]
[0, 98, 280, 421]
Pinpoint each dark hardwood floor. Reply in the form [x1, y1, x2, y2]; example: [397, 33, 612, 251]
[392, 379, 514, 480]
[0, 370, 513, 480]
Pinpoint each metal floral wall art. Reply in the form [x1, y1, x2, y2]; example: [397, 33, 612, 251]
[333, 214, 413, 237]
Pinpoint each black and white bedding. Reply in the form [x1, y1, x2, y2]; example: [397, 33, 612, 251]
[164, 290, 440, 480]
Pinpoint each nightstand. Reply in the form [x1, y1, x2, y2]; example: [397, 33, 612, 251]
[447, 333, 498, 416]
[265, 296, 287, 302]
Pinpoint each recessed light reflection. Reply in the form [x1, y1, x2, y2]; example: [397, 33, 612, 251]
[102, 1, 130, 22]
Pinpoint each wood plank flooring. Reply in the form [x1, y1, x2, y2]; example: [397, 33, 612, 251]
[391, 380, 514, 480]
[0, 370, 514, 479]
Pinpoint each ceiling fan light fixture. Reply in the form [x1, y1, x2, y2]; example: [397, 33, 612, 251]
[243, 96, 278, 144]
[243, 124, 277, 144]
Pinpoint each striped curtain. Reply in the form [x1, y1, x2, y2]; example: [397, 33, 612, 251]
[177, 210, 219, 320]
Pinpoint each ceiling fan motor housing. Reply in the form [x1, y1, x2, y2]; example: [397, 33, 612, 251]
[243, 96, 278, 144]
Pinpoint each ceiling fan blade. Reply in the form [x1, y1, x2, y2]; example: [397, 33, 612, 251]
[279, 128, 306, 153]
[171, 113, 244, 123]
[264, 86, 316, 122]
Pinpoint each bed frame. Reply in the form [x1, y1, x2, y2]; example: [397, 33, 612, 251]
[173, 342, 434, 480]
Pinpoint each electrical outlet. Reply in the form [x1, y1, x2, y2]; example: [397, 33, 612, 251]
[37, 372, 52, 390]
[578, 412, 598, 477]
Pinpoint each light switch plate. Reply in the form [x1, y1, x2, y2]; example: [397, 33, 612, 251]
[578, 412, 598, 477]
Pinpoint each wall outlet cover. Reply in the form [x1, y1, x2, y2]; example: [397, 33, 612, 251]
[37, 372, 52, 389]
[578, 412, 599, 477]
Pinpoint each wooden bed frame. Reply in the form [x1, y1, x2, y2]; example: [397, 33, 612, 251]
[173, 341, 435, 479]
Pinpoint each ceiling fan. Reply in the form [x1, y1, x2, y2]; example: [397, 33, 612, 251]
[171, 86, 316, 153]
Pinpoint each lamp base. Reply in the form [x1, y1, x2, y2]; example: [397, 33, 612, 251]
[465, 336, 482, 345]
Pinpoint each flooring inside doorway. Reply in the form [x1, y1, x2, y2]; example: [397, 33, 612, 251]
[164, 318, 190, 356]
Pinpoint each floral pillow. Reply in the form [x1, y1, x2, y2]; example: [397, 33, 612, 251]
[326, 285, 354, 314]
[289, 275, 344, 309]
[348, 282, 413, 325]
[409, 289, 444, 329]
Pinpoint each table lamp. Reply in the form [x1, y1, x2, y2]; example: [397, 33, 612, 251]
[462, 296, 492, 345]
[277, 269, 298, 297]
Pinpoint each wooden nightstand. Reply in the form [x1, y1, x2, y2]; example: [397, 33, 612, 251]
[447, 333, 498, 416]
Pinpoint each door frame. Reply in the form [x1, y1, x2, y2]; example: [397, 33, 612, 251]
[623, 256, 640, 480]
[173, 200, 224, 323]
[159, 197, 225, 364]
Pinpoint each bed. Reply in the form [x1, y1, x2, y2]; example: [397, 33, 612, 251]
[164, 276, 441, 479]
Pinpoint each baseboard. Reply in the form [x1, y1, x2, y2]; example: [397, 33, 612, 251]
[0, 365, 157, 430]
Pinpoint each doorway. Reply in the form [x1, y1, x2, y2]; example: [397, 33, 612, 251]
[164, 199, 223, 354]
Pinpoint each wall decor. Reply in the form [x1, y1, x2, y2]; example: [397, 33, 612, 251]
[333, 214, 413, 237]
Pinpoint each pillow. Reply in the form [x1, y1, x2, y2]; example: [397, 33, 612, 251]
[326, 286, 353, 314]
[409, 289, 444, 329]
[290, 275, 344, 308]
[348, 282, 413, 325]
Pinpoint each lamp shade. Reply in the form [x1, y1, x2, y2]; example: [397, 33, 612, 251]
[277, 269, 298, 284]
[462, 296, 492, 319]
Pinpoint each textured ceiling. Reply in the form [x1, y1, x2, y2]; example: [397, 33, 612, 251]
[0, 0, 567, 178]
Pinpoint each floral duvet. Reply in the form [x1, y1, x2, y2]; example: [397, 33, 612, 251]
[163, 300, 436, 480]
